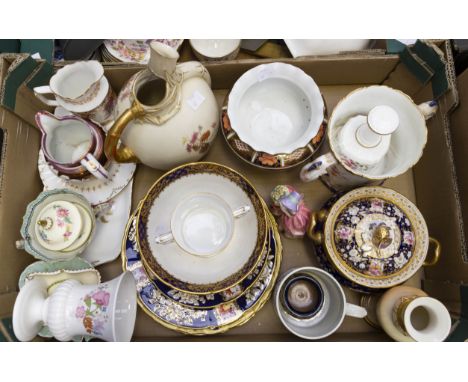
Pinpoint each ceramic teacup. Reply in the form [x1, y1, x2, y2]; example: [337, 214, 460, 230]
[275, 267, 367, 340]
[155, 193, 250, 257]
[13, 271, 137, 342]
[394, 296, 451, 342]
[33, 61, 116, 125]
[36, 111, 109, 180]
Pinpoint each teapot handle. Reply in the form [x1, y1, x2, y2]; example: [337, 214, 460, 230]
[104, 102, 143, 163]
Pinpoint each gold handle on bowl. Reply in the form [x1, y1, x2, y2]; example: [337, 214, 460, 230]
[307, 210, 328, 244]
[423, 237, 441, 267]
[104, 101, 144, 163]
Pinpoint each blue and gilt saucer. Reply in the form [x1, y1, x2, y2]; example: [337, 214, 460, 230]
[122, 208, 282, 335]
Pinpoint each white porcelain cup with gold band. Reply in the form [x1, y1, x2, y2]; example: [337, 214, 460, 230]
[274, 267, 367, 340]
[300, 85, 438, 191]
[155, 193, 250, 257]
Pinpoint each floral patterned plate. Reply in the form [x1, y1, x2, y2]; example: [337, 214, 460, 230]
[102, 39, 183, 64]
[130, 215, 272, 309]
[220, 95, 327, 170]
[122, 208, 282, 335]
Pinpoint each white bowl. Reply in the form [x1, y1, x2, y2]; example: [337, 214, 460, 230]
[228, 63, 324, 155]
[190, 39, 240, 60]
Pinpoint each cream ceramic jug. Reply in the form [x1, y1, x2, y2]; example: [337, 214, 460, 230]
[105, 42, 219, 170]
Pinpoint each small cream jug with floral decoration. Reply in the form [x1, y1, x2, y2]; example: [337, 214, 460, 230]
[105, 41, 219, 170]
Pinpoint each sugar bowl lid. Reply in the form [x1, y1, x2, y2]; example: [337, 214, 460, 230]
[324, 187, 430, 289]
[34, 201, 83, 251]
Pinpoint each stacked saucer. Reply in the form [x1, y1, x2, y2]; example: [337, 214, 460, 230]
[101, 39, 184, 64]
[122, 162, 282, 334]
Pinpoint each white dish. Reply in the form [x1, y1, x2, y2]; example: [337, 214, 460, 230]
[103, 39, 183, 64]
[81, 180, 133, 266]
[190, 39, 240, 60]
[143, 174, 259, 286]
[227, 63, 324, 155]
[284, 39, 371, 58]
[38, 149, 136, 206]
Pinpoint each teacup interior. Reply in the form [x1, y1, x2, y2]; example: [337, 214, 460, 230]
[330, 86, 428, 178]
[55, 65, 100, 99]
[46, 119, 93, 164]
[172, 193, 234, 256]
[278, 270, 345, 339]
[235, 78, 312, 153]
[191, 39, 240, 58]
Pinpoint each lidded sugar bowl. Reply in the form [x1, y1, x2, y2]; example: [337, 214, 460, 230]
[307, 186, 440, 290]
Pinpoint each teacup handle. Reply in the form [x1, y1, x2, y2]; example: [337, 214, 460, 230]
[155, 232, 174, 245]
[345, 303, 368, 319]
[80, 154, 109, 180]
[34, 86, 59, 107]
[233, 206, 250, 219]
[300, 152, 336, 182]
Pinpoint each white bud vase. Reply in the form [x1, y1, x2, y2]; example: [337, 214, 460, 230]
[13, 271, 137, 342]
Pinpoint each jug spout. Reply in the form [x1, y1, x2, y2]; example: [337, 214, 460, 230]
[148, 41, 179, 79]
[35, 111, 61, 136]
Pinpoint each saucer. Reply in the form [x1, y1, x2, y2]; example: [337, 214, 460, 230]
[81, 180, 133, 266]
[38, 149, 136, 206]
[103, 39, 183, 64]
[126, 210, 272, 309]
[137, 162, 268, 295]
[122, 208, 282, 334]
[227, 63, 325, 155]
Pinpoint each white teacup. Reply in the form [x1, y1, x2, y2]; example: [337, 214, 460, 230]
[275, 267, 367, 340]
[155, 193, 250, 257]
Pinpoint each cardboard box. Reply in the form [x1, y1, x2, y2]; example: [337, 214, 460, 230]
[0, 40, 465, 341]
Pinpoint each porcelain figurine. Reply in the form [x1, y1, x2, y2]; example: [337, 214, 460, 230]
[105, 41, 219, 170]
[34, 61, 116, 125]
[270, 185, 311, 239]
[36, 111, 108, 180]
[13, 271, 137, 342]
[300, 86, 438, 191]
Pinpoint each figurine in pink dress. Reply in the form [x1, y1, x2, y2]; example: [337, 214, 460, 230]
[270, 185, 311, 239]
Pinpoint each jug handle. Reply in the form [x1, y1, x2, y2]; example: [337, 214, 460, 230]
[423, 237, 441, 266]
[177, 62, 211, 86]
[104, 102, 144, 163]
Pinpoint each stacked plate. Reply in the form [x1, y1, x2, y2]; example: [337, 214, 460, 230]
[101, 39, 184, 64]
[121, 162, 282, 335]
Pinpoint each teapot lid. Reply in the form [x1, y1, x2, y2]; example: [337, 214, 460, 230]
[323, 187, 429, 289]
[34, 201, 83, 251]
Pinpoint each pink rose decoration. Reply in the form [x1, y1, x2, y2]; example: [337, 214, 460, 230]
[92, 290, 110, 306]
[75, 306, 85, 318]
[403, 231, 414, 246]
[57, 208, 69, 218]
